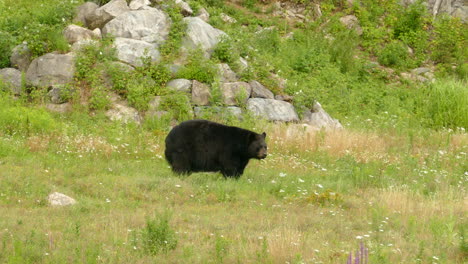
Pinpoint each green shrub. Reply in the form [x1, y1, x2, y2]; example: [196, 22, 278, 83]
[160, 92, 193, 120]
[213, 36, 239, 64]
[177, 49, 218, 83]
[431, 15, 467, 64]
[89, 86, 111, 111]
[141, 213, 178, 255]
[136, 60, 172, 94]
[378, 41, 409, 68]
[426, 79, 468, 129]
[159, 3, 187, 59]
[126, 78, 156, 112]
[393, 0, 427, 39]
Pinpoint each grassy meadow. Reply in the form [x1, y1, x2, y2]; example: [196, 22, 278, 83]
[0, 107, 466, 263]
[1, 0, 467, 263]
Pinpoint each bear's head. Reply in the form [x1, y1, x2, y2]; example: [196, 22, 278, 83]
[248, 132, 267, 159]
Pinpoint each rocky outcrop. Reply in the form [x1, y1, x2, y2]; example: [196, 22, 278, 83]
[64, 24, 101, 44]
[250, 80, 274, 99]
[247, 98, 299, 122]
[191, 80, 211, 105]
[87, 0, 130, 30]
[221, 82, 251, 106]
[0, 68, 22, 95]
[182, 17, 227, 55]
[26, 53, 75, 87]
[166, 79, 192, 93]
[302, 102, 343, 130]
[102, 8, 170, 43]
[105, 101, 142, 124]
[113, 37, 160, 67]
[10, 43, 32, 72]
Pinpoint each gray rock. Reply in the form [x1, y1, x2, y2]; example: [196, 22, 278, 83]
[191, 80, 211, 105]
[339, 15, 362, 35]
[48, 192, 76, 206]
[102, 7, 170, 44]
[0, 68, 23, 95]
[220, 13, 237, 23]
[87, 0, 130, 30]
[411, 67, 431, 75]
[71, 39, 100, 52]
[166, 79, 192, 93]
[182, 17, 227, 55]
[275, 94, 294, 102]
[10, 43, 32, 72]
[46, 102, 73, 113]
[302, 102, 342, 130]
[63, 24, 101, 44]
[48, 86, 71, 104]
[238, 57, 248, 72]
[249, 80, 274, 99]
[74, 2, 99, 27]
[113, 37, 160, 67]
[197, 7, 210, 22]
[247, 98, 299, 122]
[26, 53, 75, 87]
[105, 102, 142, 124]
[221, 82, 251, 106]
[175, 0, 193, 16]
[218, 63, 238, 82]
[129, 0, 150, 10]
[194, 106, 242, 119]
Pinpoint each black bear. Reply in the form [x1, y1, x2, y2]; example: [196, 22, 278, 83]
[164, 119, 267, 178]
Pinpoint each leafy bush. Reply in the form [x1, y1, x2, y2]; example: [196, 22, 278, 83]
[431, 15, 467, 64]
[177, 49, 218, 83]
[141, 213, 178, 255]
[393, 0, 428, 40]
[377, 41, 409, 68]
[159, 3, 187, 58]
[213, 36, 239, 64]
[160, 92, 193, 120]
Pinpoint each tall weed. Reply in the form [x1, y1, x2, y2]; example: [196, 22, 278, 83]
[426, 79, 468, 129]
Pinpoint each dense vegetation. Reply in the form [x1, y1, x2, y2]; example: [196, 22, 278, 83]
[0, 0, 467, 263]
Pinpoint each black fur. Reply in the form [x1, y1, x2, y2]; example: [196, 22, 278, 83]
[164, 120, 267, 178]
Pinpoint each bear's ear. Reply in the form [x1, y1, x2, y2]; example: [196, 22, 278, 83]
[261, 132, 266, 139]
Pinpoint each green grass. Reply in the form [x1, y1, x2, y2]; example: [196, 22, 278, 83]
[0, 109, 466, 263]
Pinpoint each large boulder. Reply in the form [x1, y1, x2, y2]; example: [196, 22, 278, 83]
[175, 0, 193, 16]
[166, 79, 192, 93]
[87, 0, 130, 30]
[26, 53, 75, 87]
[218, 63, 238, 82]
[74, 2, 99, 27]
[113, 37, 160, 67]
[129, 0, 150, 10]
[247, 98, 299, 122]
[339, 15, 362, 35]
[10, 43, 32, 72]
[191, 80, 211, 106]
[105, 101, 142, 124]
[102, 7, 170, 44]
[249, 80, 274, 99]
[63, 24, 101, 44]
[194, 106, 242, 119]
[182, 17, 227, 55]
[0, 68, 23, 95]
[301, 102, 343, 130]
[221, 82, 251, 106]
